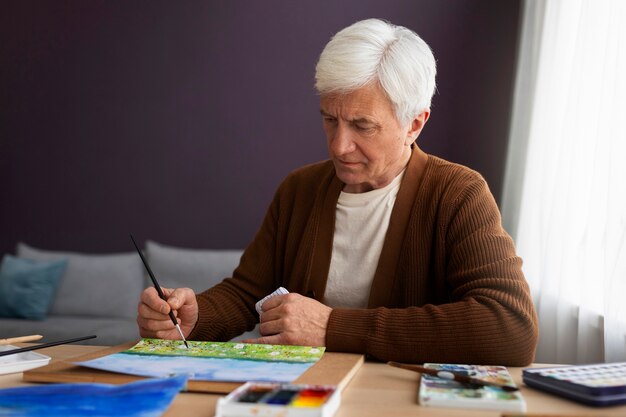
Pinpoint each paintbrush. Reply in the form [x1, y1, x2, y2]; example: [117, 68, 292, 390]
[130, 234, 189, 348]
[388, 362, 519, 392]
[0, 335, 97, 357]
[0, 335, 43, 345]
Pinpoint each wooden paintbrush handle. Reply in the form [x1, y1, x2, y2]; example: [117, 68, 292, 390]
[0, 335, 43, 345]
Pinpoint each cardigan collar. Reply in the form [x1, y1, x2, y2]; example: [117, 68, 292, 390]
[368, 144, 428, 307]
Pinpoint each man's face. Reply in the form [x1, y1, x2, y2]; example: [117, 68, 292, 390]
[320, 83, 427, 193]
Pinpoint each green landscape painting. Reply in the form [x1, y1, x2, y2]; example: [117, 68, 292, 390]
[125, 338, 325, 363]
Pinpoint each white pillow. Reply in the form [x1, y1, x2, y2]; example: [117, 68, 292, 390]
[144, 240, 242, 293]
[17, 243, 144, 319]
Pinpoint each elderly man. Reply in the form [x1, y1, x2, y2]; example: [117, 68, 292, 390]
[137, 19, 538, 365]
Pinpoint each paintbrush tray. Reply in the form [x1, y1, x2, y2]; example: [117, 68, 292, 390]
[0, 345, 51, 375]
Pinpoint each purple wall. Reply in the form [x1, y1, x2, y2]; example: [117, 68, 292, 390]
[0, 1, 521, 254]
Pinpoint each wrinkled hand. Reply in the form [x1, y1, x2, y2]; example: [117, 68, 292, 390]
[136, 287, 198, 340]
[244, 293, 331, 346]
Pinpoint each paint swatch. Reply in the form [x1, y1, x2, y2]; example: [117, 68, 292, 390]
[0, 375, 186, 417]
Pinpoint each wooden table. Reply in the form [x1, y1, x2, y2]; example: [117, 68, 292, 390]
[2, 344, 626, 416]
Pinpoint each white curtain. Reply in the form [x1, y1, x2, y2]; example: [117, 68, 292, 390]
[502, 0, 626, 364]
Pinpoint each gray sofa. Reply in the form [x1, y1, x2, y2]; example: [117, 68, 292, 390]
[0, 241, 258, 346]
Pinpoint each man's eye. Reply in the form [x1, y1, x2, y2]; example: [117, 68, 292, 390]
[323, 117, 337, 123]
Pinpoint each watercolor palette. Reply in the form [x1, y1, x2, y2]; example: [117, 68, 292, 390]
[418, 363, 525, 412]
[216, 382, 340, 417]
[0, 345, 51, 375]
[523, 362, 626, 406]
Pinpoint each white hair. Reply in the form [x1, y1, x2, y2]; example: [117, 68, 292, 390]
[315, 18, 437, 127]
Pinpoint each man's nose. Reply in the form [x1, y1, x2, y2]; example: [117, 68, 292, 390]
[330, 124, 356, 155]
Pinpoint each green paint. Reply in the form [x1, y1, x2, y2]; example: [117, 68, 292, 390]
[124, 339, 325, 363]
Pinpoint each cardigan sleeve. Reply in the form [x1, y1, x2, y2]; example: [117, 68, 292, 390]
[325, 173, 538, 366]
[188, 161, 336, 342]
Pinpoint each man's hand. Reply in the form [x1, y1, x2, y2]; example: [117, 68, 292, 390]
[136, 287, 198, 340]
[244, 293, 332, 346]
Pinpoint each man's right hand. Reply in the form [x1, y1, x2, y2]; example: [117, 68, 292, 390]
[136, 287, 198, 340]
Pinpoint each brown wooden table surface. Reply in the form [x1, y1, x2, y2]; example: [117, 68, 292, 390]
[2, 344, 626, 417]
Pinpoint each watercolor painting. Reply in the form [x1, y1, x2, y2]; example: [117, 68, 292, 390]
[0, 375, 186, 417]
[77, 339, 325, 383]
[126, 338, 325, 362]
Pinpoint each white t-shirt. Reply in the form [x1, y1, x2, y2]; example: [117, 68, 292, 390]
[323, 171, 404, 308]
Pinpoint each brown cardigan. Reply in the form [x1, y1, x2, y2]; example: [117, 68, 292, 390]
[190, 146, 538, 365]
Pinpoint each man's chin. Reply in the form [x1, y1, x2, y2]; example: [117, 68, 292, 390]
[333, 166, 352, 177]
[335, 172, 363, 187]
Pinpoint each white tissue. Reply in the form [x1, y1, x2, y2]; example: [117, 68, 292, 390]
[255, 287, 289, 315]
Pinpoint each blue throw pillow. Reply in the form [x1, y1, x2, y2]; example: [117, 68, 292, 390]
[0, 255, 67, 320]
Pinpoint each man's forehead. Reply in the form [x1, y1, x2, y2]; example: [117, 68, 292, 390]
[321, 95, 384, 116]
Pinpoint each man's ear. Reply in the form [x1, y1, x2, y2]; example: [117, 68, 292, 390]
[405, 110, 430, 145]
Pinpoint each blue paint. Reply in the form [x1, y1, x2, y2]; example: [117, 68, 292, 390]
[78, 353, 314, 383]
[0, 375, 186, 416]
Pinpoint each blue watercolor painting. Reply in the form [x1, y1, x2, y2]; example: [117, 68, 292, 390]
[0, 375, 186, 417]
[78, 353, 314, 383]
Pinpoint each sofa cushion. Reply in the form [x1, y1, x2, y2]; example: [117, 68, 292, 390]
[0, 255, 67, 320]
[0, 315, 140, 346]
[17, 243, 144, 319]
[144, 240, 242, 293]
